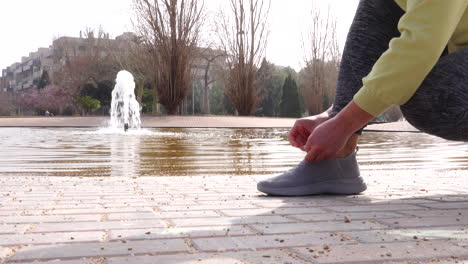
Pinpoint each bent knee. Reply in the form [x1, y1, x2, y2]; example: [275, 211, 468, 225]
[401, 103, 468, 141]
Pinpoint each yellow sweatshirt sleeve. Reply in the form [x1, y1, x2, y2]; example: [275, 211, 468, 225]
[353, 0, 468, 117]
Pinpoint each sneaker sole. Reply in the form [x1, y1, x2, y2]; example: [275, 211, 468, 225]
[257, 177, 367, 196]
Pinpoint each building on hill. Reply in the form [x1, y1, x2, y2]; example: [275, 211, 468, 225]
[0, 32, 136, 93]
[0, 32, 225, 93]
[0, 48, 53, 92]
[0, 31, 227, 115]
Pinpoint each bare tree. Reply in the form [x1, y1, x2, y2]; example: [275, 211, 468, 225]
[198, 48, 226, 115]
[300, 3, 341, 115]
[133, 0, 205, 115]
[216, 0, 270, 116]
[53, 28, 116, 97]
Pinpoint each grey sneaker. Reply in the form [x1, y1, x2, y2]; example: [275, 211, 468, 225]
[257, 151, 366, 196]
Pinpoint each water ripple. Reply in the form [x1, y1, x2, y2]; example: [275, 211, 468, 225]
[0, 128, 467, 177]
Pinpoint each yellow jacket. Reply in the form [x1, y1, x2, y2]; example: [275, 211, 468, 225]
[354, 0, 468, 117]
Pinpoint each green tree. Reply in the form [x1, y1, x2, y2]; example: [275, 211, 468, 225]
[76, 96, 101, 116]
[140, 86, 154, 114]
[209, 81, 226, 115]
[270, 67, 291, 116]
[38, 70, 50, 89]
[209, 81, 235, 116]
[279, 74, 301, 118]
[256, 59, 274, 117]
[81, 81, 113, 107]
[256, 60, 296, 117]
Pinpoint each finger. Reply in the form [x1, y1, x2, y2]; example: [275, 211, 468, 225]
[288, 128, 299, 147]
[304, 136, 313, 152]
[315, 151, 331, 162]
[291, 136, 302, 149]
[296, 134, 307, 149]
[305, 147, 319, 162]
[295, 133, 308, 148]
[299, 135, 309, 148]
[298, 125, 311, 140]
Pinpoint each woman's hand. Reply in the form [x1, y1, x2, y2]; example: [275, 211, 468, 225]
[303, 117, 352, 162]
[303, 101, 375, 162]
[288, 112, 330, 151]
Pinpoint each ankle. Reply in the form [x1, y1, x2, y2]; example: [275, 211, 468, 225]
[336, 134, 359, 158]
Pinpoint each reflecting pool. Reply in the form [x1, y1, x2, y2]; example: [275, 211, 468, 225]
[1, 128, 467, 177]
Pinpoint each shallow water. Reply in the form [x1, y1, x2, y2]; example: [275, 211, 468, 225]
[0, 128, 467, 177]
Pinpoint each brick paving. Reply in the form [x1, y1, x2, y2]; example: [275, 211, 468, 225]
[1, 169, 468, 264]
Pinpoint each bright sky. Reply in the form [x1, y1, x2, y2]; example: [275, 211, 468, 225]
[0, 0, 359, 71]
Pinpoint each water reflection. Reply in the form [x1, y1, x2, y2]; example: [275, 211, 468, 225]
[139, 128, 194, 176]
[0, 128, 467, 177]
[359, 132, 468, 171]
[110, 133, 141, 177]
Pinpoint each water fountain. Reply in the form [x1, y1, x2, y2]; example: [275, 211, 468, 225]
[110, 71, 141, 131]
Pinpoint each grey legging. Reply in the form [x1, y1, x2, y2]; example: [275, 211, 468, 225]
[331, 0, 468, 141]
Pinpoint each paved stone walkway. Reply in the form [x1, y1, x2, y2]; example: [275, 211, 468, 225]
[1, 167, 468, 263]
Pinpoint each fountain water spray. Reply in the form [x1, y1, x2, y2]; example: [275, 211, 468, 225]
[110, 71, 141, 131]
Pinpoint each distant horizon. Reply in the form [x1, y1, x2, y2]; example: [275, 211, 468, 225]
[0, 0, 359, 72]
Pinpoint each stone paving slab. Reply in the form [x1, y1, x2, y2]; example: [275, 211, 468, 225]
[292, 240, 468, 263]
[325, 204, 427, 213]
[108, 226, 254, 240]
[0, 215, 102, 224]
[0, 207, 153, 216]
[30, 220, 167, 233]
[9, 239, 189, 262]
[191, 232, 351, 252]
[171, 215, 294, 227]
[342, 226, 468, 243]
[250, 220, 388, 235]
[424, 202, 468, 210]
[0, 247, 12, 260]
[219, 207, 327, 217]
[10, 260, 92, 264]
[107, 250, 304, 264]
[410, 261, 468, 264]
[0, 232, 105, 247]
[1, 169, 468, 263]
[106, 210, 220, 220]
[287, 211, 405, 222]
[378, 216, 468, 229]
[0, 224, 30, 235]
[402, 209, 468, 218]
